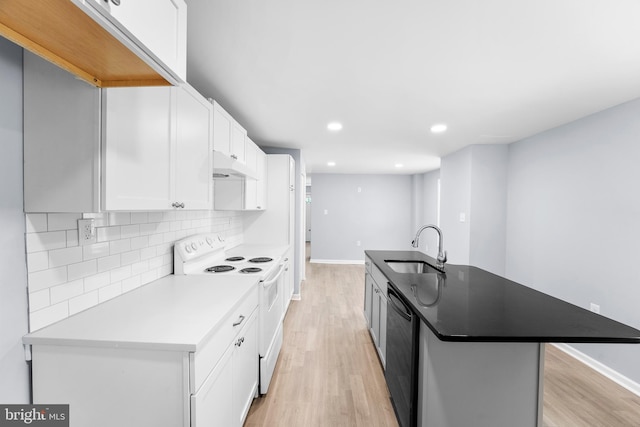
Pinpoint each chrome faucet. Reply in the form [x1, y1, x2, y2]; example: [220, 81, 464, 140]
[411, 225, 447, 270]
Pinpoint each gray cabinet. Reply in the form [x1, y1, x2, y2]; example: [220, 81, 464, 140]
[364, 255, 387, 368]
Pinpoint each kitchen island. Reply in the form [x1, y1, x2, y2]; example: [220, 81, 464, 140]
[365, 250, 640, 427]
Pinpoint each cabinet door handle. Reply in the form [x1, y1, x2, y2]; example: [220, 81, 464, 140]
[231, 154, 238, 160]
[171, 202, 185, 209]
[232, 315, 245, 327]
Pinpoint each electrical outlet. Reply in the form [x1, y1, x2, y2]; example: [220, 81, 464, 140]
[590, 303, 600, 314]
[356, 240, 361, 247]
[78, 219, 96, 246]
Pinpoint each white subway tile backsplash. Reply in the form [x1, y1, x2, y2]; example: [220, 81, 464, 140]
[84, 272, 111, 292]
[26, 231, 67, 253]
[122, 275, 142, 293]
[110, 265, 132, 283]
[97, 254, 121, 273]
[121, 250, 141, 266]
[49, 246, 83, 268]
[30, 302, 69, 331]
[108, 212, 131, 226]
[48, 213, 82, 231]
[109, 239, 131, 255]
[97, 226, 121, 242]
[130, 212, 149, 224]
[130, 236, 148, 250]
[99, 282, 122, 303]
[50, 279, 84, 304]
[148, 212, 164, 223]
[67, 259, 97, 281]
[25, 210, 244, 331]
[69, 291, 99, 315]
[140, 246, 156, 260]
[28, 266, 67, 292]
[27, 252, 49, 273]
[26, 214, 48, 233]
[66, 230, 79, 247]
[28, 289, 50, 312]
[83, 242, 110, 261]
[121, 224, 140, 239]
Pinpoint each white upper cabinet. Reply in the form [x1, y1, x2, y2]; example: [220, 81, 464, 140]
[0, 0, 186, 87]
[102, 87, 174, 211]
[174, 86, 213, 210]
[231, 122, 247, 164]
[103, 85, 212, 211]
[213, 102, 233, 156]
[84, 0, 187, 82]
[212, 101, 247, 163]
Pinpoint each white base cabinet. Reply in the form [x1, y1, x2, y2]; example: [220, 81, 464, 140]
[191, 307, 258, 427]
[29, 284, 260, 427]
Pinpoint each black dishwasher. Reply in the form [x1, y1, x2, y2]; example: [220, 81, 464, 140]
[385, 284, 419, 427]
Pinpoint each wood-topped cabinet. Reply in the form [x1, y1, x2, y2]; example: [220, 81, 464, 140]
[0, 0, 186, 87]
[23, 53, 212, 213]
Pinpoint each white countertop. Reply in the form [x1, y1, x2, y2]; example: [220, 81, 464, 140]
[23, 274, 260, 352]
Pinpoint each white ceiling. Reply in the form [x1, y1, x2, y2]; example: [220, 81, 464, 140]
[186, 0, 640, 175]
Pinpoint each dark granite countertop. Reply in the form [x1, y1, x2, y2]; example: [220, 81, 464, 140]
[366, 250, 640, 343]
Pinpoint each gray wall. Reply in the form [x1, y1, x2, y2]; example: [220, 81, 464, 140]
[505, 97, 640, 384]
[310, 174, 413, 261]
[439, 145, 508, 275]
[411, 171, 440, 259]
[0, 38, 30, 402]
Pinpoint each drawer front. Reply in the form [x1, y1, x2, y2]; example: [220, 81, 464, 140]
[371, 263, 388, 294]
[191, 286, 258, 393]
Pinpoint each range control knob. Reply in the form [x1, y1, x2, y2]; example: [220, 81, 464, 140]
[191, 243, 198, 251]
[184, 244, 192, 254]
[206, 237, 213, 245]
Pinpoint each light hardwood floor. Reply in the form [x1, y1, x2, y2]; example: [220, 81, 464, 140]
[245, 252, 640, 427]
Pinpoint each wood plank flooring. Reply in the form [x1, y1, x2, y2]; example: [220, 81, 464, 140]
[245, 251, 640, 426]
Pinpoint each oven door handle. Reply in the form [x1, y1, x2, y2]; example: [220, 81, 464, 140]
[261, 263, 285, 289]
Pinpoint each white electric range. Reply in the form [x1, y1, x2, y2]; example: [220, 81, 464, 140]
[174, 233, 285, 394]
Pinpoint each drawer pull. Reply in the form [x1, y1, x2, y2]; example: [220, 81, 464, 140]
[232, 315, 245, 327]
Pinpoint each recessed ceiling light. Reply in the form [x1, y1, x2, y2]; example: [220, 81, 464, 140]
[327, 122, 343, 131]
[395, 163, 404, 168]
[327, 161, 336, 167]
[430, 123, 447, 133]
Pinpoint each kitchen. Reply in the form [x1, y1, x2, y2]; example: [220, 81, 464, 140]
[2, 0, 640, 426]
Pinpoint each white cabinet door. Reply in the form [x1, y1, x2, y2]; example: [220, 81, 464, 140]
[191, 346, 234, 427]
[213, 102, 233, 156]
[231, 122, 247, 163]
[233, 309, 258, 426]
[174, 86, 212, 210]
[256, 150, 267, 210]
[84, 0, 187, 81]
[102, 86, 173, 211]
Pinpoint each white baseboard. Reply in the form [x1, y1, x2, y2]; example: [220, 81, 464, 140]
[551, 343, 640, 397]
[310, 259, 365, 265]
[291, 293, 301, 301]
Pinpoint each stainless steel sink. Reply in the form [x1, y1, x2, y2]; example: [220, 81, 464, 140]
[385, 260, 441, 274]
